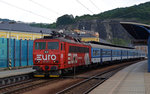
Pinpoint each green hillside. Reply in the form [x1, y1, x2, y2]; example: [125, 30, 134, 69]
[0, 18, 14, 22]
[30, 1, 150, 28]
[76, 1, 150, 24]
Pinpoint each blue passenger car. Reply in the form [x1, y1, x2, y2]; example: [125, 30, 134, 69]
[89, 41, 146, 64]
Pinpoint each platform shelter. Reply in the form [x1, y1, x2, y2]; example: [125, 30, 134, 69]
[120, 22, 150, 72]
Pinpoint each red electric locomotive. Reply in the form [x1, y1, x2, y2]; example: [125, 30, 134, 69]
[33, 36, 91, 77]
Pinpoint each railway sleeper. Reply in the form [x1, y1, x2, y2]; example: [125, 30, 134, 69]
[0, 73, 32, 86]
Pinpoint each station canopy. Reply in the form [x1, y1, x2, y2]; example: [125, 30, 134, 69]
[120, 22, 150, 40]
[120, 22, 150, 72]
[120, 22, 150, 45]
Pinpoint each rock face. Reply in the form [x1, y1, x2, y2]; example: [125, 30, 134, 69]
[74, 20, 133, 41]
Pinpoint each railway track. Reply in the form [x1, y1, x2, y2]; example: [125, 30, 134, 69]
[0, 73, 33, 86]
[0, 60, 142, 94]
[0, 78, 60, 94]
[56, 61, 135, 94]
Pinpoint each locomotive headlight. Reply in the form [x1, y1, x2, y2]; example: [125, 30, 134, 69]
[53, 61, 59, 63]
[35, 60, 40, 63]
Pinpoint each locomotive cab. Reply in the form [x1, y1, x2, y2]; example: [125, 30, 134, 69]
[33, 39, 65, 77]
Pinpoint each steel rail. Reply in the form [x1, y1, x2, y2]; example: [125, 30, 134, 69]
[2, 78, 60, 94]
[56, 62, 134, 94]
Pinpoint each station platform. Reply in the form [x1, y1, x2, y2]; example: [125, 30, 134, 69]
[90, 60, 149, 94]
[0, 68, 35, 78]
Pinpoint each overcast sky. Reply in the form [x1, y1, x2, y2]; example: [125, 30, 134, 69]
[0, 0, 149, 23]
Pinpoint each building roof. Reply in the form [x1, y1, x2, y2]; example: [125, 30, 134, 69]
[0, 21, 52, 34]
[89, 41, 134, 49]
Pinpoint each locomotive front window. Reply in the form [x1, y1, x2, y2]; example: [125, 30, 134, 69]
[48, 42, 59, 50]
[35, 42, 46, 49]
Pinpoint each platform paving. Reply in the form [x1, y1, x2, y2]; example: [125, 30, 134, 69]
[90, 60, 149, 94]
[0, 68, 35, 78]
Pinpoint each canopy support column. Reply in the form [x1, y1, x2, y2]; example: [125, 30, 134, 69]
[148, 35, 150, 72]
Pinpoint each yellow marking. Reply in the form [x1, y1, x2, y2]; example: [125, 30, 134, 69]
[0, 30, 49, 40]
[81, 37, 99, 42]
[49, 75, 60, 77]
[34, 75, 45, 77]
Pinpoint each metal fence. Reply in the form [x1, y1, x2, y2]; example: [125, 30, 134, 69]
[0, 38, 33, 68]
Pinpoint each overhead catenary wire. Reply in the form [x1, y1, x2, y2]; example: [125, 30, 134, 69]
[0, 0, 52, 21]
[29, 0, 61, 15]
[89, 0, 101, 12]
[0, 0, 141, 24]
[76, 0, 94, 14]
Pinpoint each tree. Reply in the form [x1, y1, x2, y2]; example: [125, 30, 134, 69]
[56, 14, 75, 27]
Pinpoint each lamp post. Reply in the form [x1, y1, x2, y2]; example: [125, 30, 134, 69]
[148, 35, 150, 72]
[9, 21, 15, 38]
[8, 22, 11, 69]
[8, 21, 15, 69]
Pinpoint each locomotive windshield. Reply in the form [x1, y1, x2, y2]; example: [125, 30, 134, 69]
[35, 42, 46, 49]
[48, 42, 59, 50]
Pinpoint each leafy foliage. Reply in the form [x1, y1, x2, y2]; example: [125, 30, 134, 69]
[75, 1, 150, 24]
[30, 2, 150, 28]
[0, 18, 15, 22]
[109, 38, 131, 46]
[56, 14, 75, 27]
[30, 23, 56, 29]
